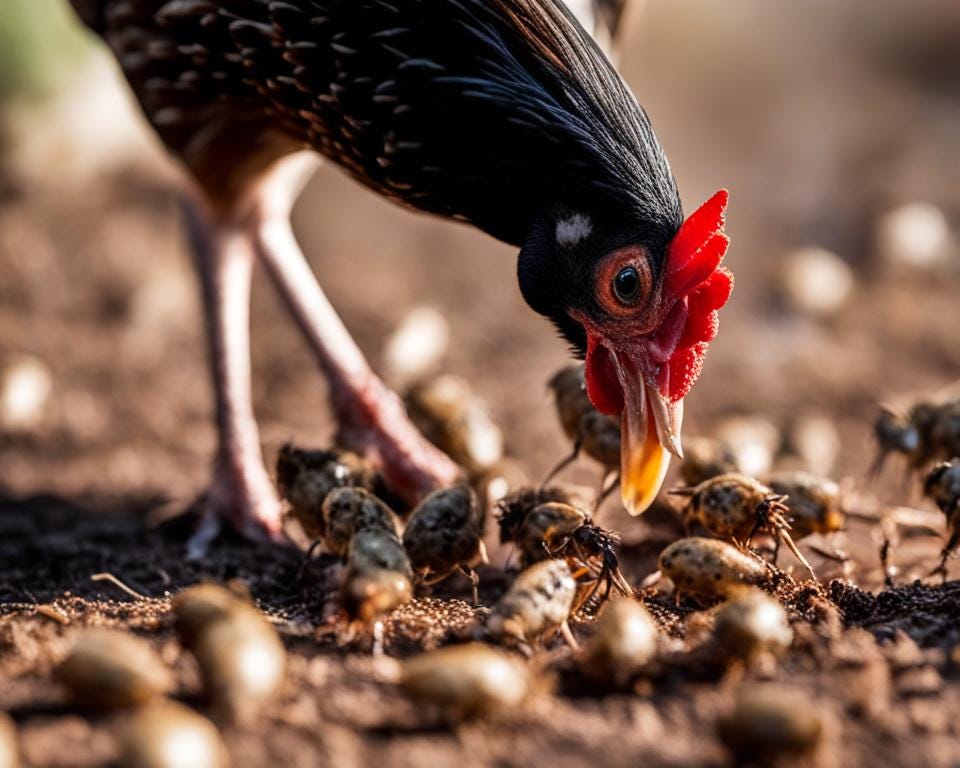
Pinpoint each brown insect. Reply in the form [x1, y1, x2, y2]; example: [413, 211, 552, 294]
[402, 484, 488, 602]
[342, 527, 414, 626]
[276, 444, 385, 538]
[497, 486, 632, 605]
[762, 470, 845, 539]
[924, 459, 960, 579]
[317, 486, 400, 558]
[670, 473, 815, 579]
[545, 364, 620, 500]
[679, 436, 739, 487]
[872, 398, 960, 478]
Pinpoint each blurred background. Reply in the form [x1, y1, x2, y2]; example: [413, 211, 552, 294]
[0, 0, 958, 521]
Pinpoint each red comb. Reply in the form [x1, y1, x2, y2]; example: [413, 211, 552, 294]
[662, 190, 733, 402]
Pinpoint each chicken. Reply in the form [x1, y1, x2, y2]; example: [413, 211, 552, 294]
[68, 0, 732, 550]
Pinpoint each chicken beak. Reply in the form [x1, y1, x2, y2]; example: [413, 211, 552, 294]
[612, 351, 684, 515]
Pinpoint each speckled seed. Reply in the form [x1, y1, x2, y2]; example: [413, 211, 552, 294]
[118, 700, 229, 768]
[56, 629, 174, 710]
[322, 487, 399, 557]
[400, 643, 530, 717]
[343, 528, 414, 622]
[764, 470, 845, 538]
[173, 584, 285, 724]
[714, 589, 793, 661]
[581, 600, 658, 682]
[489, 559, 577, 643]
[680, 437, 739, 487]
[659, 538, 768, 599]
[0, 713, 18, 768]
[717, 686, 823, 762]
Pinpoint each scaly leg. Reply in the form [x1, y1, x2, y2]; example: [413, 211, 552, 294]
[250, 155, 460, 504]
[181, 196, 286, 557]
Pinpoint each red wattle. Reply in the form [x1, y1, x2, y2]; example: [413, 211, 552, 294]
[584, 335, 624, 415]
[659, 191, 733, 403]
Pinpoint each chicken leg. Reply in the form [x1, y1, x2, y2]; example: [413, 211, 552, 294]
[251, 155, 461, 502]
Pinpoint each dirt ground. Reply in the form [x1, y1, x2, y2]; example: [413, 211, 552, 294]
[2, 1, 960, 766]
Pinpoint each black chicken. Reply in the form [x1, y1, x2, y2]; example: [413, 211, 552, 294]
[68, 0, 732, 550]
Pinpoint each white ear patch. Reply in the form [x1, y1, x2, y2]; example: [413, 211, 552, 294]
[555, 213, 592, 247]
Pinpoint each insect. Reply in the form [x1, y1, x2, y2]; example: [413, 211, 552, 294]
[342, 527, 414, 626]
[670, 473, 815, 579]
[659, 537, 770, 601]
[402, 484, 488, 602]
[872, 398, 960, 477]
[545, 364, 621, 501]
[679, 436, 739, 487]
[316, 487, 401, 558]
[924, 459, 960, 579]
[502, 501, 633, 604]
[495, 485, 588, 545]
[713, 588, 793, 663]
[399, 643, 531, 720]
[488, 559, 579, 648]
[762, 470, 845, 539]
[276, 444, 390, 538]
[173, 584, 286, 725]
[580, 599, 658, 685]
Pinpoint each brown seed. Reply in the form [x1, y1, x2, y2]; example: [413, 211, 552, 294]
[659, 538, 768, 600]
[56, 629, 173, 710]
[717, 685, 823, 762]
[173, 584, 285, 724]
[118, 700, 229, 768]
[489, 559, 577, 643]
[405, 374, 503, 472]
[714, 589, 793, 661]
[581, 600, 658, 683]
[400, 643, 530, 718]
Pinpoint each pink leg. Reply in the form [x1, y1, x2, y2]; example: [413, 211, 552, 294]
[181, 195, 286, 556]
[249, 154, 460, 504]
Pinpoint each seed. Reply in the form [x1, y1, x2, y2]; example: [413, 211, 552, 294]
[581, 600, 658, 682]
[173, 584, 285, 724]
[489, 559, 577, 643]
[717, 685, 823, 763]
[118, 700, 229, 768]
[56, 629, 173, 710]
[659, 538, 768, 600]
[400, 643, 530, 718]
[714, 589, 792, 661]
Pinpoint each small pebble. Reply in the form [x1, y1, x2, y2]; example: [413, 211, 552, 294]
[383, 306, 450, 384]
[0, 355, 52, 432]
[714, 589, 793, 661]
[714, 416, 779, 477]
[717, 685, 823, 763]
[875, 202, 952, 269]
[581, 600, 658, 683]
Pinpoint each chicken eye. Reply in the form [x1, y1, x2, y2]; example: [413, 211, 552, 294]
[612, 266, 642, 305]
